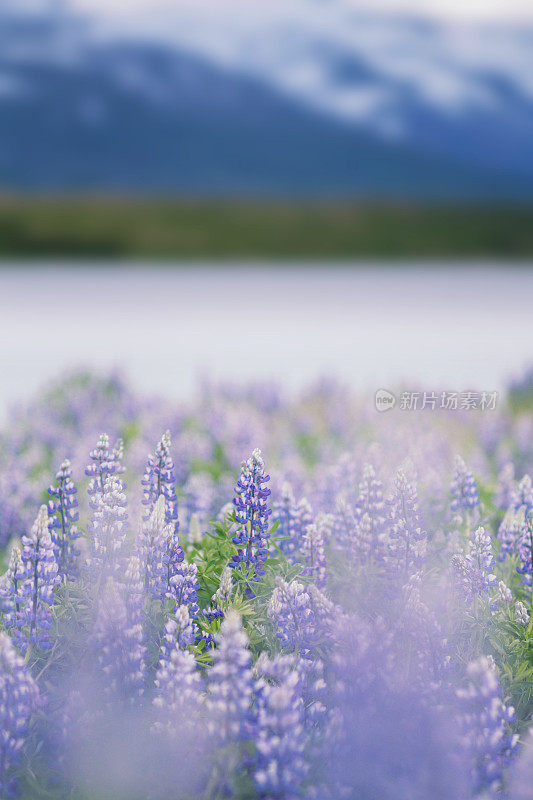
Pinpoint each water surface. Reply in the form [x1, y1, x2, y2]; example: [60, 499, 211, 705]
[1, 263, 532, 418]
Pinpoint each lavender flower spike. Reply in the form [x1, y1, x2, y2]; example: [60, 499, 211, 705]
[17, 505, 59, 652]
[0, 632, 40, 798]
[47, 458, 81, 581]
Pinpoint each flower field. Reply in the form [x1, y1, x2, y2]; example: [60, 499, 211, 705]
[1, 370, 533, 800]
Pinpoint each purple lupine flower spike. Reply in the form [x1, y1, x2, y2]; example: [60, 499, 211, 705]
[87, 474, 128, 583]
[495, 463, 515, 511]
[207, 610, 255, 742]
[142, 431, 180, 536]
[152, 647, 204, 739]
[85, 433, 117, 508]
[451, 526, 498, 610]
[0, 632, 40, 798]
[138, 495, 169, 600]
[457, 656, 518, 796]
[515, 600, 530, 627]
[516, 510, 533, 593]
[92, 571, 146, 707]
[355, 463, 387, 558]
[272, 484, 312, 562]
[451, 456, 480, 514]
[387, 469, 427, 578]
[0, 547, 24, 635]
[157, 604, 197, 676]
[16, 505, 59, 652]
[230, 448, 271, 593]
[268, 579, 335, 656]
[253, 655, 307, 800]
[47, 458, 81, 581]
[301, 522, 327, 590]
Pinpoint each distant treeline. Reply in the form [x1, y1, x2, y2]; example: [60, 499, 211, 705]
[0, 196, 532, 259]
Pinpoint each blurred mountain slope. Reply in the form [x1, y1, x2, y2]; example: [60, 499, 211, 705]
[0, 2, 532, 197]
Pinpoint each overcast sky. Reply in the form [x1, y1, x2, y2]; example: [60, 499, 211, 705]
[70, 0, 533, 23]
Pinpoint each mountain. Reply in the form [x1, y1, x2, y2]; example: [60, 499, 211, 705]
[0, 2, 532, 197]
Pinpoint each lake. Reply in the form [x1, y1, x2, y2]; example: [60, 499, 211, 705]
[1, 263, 532, 418]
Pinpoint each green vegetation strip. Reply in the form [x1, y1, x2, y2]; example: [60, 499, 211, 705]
[0, 196, 532, 259]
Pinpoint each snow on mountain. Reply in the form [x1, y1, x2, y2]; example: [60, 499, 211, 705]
[1, 0, 532, 195]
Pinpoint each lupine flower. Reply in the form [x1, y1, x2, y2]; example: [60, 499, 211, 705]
[272, 484, 312, 562]
[495, 463, 515, 511]
[141, 432, 180, 535]
[0, 463, 34, 551]
[498, 506, 527, 562]
[457, 656, 519, 796]
[92, 576, 146, 706]
[138, 496, 170, 601]
[207, 610, 255, 742]
[301, 523, 327, 590]
[399, 574, 451, 688]
[355, 463, 387, 556]
[213, 565, 234, 610]
[509, 475, 533, 515]
[268, 579, 334, 655]
[495, 580, 513, 606]
[450, 456, 480, 514]
[287, 497, 314, 562]
[0, 547, 24, 634]
[451, 526, 497, 609]
[188, 512, 203, 545]
[85, 433, 121, 509]
[253, 655, 307, 800]
[47, 458, 81, 581]
[499, 478, 533, 563]
[201, 566, 233, 633]
[111, 438, 126, 475]
[272, 483, 296, 545]
[158, 604, 198, 673]
[153, 648, 204, 738]
[0, 632, 40, 798]
[16, 506, 59, 652]
[87, 474, 128, 583]
[326, 613, 470, 800]
[168, 560, 200, 617]
[509, 734, 533, 800]
[387, 469, 427, 578]
[516, 511, 533, 593]
[230, 449, 272, 591]
[334, 499, 370, 560]
[515, 600, 530, 627]
[181, 471, 216, 530]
